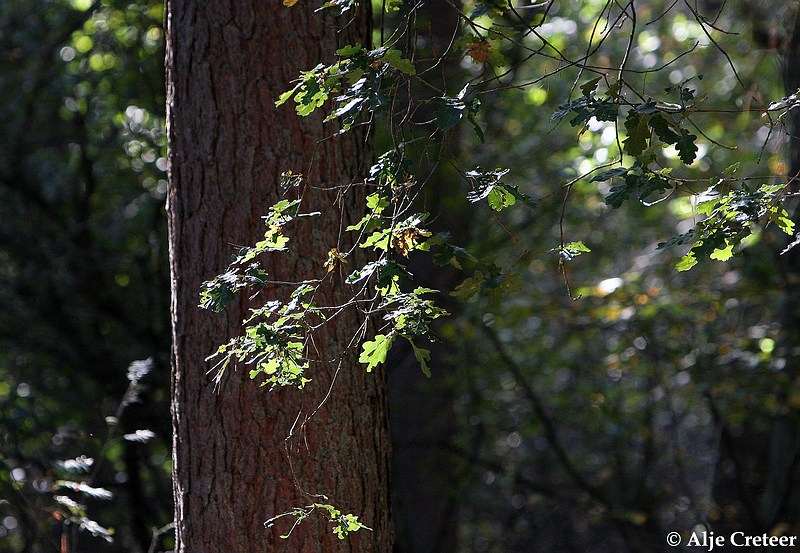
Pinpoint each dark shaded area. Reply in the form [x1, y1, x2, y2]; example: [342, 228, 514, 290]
[0, 2, 172, 551]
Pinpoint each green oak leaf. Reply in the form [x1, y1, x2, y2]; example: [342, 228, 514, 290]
[407, 338, 431, 377]
[359, 334, 395, 371]
[676, 130, 699, 164]
[623, 111, 650, 158]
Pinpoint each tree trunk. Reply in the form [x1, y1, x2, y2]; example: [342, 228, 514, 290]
[388, 3, 465, 552]
[165, 2, 393, 551]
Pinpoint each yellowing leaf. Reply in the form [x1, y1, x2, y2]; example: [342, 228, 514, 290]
[392, 228, 431, 257]
[283, 0, 300, 6]
[324, 248, 347, 272]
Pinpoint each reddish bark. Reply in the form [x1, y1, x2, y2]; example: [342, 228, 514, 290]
[165, 1, 393, 551]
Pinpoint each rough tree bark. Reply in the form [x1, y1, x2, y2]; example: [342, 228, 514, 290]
[165, 1, 393, 551]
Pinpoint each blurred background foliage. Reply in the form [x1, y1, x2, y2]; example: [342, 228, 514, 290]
[1, 0, 799, 552]
[0, 0, 170, 551]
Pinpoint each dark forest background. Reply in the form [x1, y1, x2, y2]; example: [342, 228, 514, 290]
[2, 1, 800, 552]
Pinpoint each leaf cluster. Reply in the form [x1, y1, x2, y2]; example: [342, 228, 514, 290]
[264, 501, 371, 540]
[276, 44, 415, 131]
[199, 200, 304, 312]
[466, 167, 536, 211]
[659, 183, 794, 270]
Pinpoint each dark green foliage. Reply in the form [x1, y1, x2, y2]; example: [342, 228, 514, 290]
[466, 167, 536, 211]
[592, 163, 672, 208]
[199, 264, 269, 313]
[675, 129, 699, 164]
[552, 94, 618, 127]
[430, 86, 485, 140]
[0, 1, 171, 550]
[468, 0, 509, 20]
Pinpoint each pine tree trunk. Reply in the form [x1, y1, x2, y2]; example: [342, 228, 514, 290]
[165, 2, 393, 551]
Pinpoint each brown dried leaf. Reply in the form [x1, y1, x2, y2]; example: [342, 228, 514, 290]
[467, 41, 491, 63]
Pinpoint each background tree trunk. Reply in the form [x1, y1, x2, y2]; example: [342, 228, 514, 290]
[165, 1, 393, 551]
[388, 2, 465, 551]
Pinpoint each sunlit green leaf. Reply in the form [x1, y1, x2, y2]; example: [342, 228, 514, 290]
[359, 334, 395, 371]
